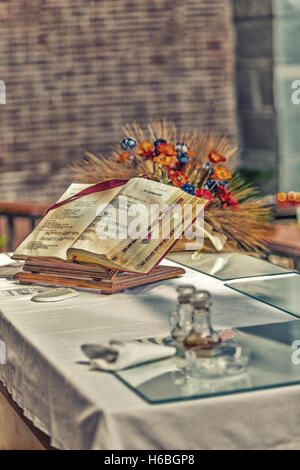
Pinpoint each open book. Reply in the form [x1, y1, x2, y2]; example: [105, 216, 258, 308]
[13, 178, 208, 274]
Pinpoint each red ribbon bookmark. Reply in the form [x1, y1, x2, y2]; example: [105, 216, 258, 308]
[45, 179, 128, 214]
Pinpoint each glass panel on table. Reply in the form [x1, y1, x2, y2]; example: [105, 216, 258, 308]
[166, 251, 294, 280]
[115, 320, 300, 404]
[226, 274, 300, 317]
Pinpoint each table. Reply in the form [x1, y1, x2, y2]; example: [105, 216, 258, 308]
[0, 260, 299, 450]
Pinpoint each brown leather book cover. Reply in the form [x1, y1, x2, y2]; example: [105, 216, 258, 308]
[14, 264, 185, 294]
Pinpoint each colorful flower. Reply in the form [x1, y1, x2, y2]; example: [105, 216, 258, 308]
[226, 195, 239, 208]
[156, 142, 177, 158]
[181, 183, 195, 195]
[218, 180, 229, 187]
[217, 185, 227, 199]
[205, 179, 228, 192]
[175, 143, 195, 158]
[136, 141, 155, 158]
[208, 151, 226, 164]
[217, 185, 239, 208]
[177, 152, 189, 165]
[195, 188, 214, 206]
[169, 160, 182, 171]
[187, 150, 196, 158]
[170, 171, 188, 187]
[204, 180, 217, 191]
[121, 137, 136, 151]
[211, 166, 232, 181]
[154, 139, 166, 149]
[153, 153, 176, 165]
[175, 142, 188, 153]
[117, 151, 131, 163]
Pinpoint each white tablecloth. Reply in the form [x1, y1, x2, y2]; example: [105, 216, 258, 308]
[0, 261, 299, 450]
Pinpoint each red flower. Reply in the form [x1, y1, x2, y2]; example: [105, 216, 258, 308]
[168, 160, 183, 172]
[195, 188, 214, 206]
[217, 185, 239, 208]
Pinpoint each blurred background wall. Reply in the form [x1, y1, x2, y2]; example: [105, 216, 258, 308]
[273, 0, 300, 192]
[0, 0, 237, 203]
[233, 0, 278, 195]
[233, 0, 300, 194]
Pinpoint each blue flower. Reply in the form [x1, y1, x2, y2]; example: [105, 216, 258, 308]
[121, 138, 136, 151]
[154, 139, 166, 149]
[175, 142, 182, 153]
[181, 183, 195, 195]
[204, 179, 229, 192]
[177, 152, 189, 165]
[218, 180, 229, 187]
[204, 180, 216, 190]
[176, 142, 188, 153]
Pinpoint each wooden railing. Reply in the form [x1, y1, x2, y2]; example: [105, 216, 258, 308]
[0, 201, 50, 251]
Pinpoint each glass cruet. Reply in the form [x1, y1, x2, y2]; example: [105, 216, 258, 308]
[169, 284, 196, 343]
[184, 290, 220, 354]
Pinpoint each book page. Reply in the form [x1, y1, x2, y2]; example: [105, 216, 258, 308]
[68, 178, 207, 273]
[13, 183, 123, 261]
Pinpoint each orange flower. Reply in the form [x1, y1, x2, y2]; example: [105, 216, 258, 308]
[187, 150, 196, 158]
[170, 171, 188, 187]
[153, 153, 176, 165]
[211, 166, 232, 180]
[136, 141, 155, 158]
[208, 151, 226, 164]
[156, 142, 177, 158]
[117, 151, 130, 163]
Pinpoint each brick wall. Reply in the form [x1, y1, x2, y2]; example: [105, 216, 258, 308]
[0, 0, 237, 203]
